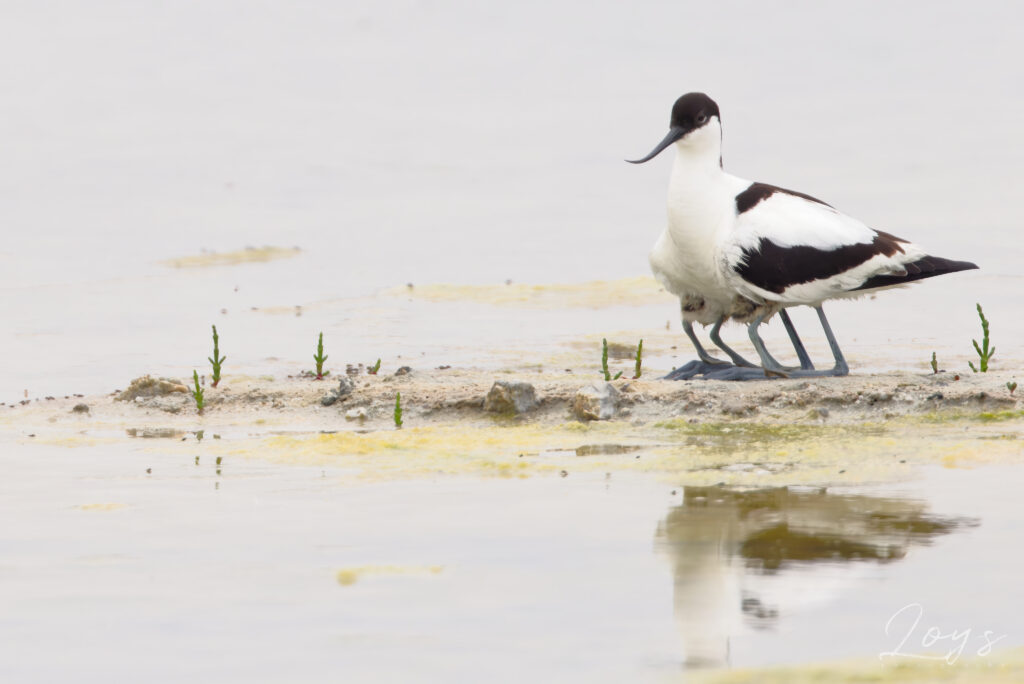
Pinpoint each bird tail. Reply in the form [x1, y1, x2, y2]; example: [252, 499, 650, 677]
[853, 255, 978, 292]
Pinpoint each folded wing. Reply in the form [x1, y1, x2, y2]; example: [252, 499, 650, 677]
[720, 183, 975, 304]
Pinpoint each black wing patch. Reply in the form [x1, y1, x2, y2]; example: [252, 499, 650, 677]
[736, 231, 908, 294]
[854, 256, 978, 291]
[735, 182, 833, 215]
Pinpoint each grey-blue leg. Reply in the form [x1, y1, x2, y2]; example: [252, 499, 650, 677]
[663, 321, 735, 380]
[747, 313, 789, 375]
[666, 311, 841, 382]
[683, 320, 725, 365]
[708, 317, 758, 368]
[667, 315, 797, 381]
[779, 309, 814, 371]
[815, 306, 849, 376]
[746, 307, 849, 378]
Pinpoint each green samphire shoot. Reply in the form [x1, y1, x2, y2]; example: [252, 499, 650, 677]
[368, 358, 382, 375]
[601, 338, 623, 381]
[968, 303, 995, 373]
[313, 332, 329, 380]
[394, 392, 403, 428]
[930, 351, 938, 374]
[633, 339, 644, 379]
[189, 370, 205, 414]
[208, 325, 226, 388]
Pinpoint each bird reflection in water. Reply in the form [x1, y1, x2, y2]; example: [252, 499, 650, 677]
[655, 485, 975, 669]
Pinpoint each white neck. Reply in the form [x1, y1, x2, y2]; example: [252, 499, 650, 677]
[673, 117, 723, 172]
[661, 117, 739, 285]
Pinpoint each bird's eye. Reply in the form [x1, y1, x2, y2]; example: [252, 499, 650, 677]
[695, 112, 708, 125]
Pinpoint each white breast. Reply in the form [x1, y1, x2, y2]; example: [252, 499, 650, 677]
[649, 160, 748, 311]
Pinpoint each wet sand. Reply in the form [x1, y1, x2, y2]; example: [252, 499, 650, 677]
[3, 360, 1021, 507]
[693, 649, 1024, 684]
[3, 2, 1023, 678]
[4, 283, 1023, 681]
[3, 409, 1022, 682]
[13, 358, 1023, 452]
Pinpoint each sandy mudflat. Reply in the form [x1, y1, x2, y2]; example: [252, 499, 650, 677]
[691, 647, 1024, 684]
[3, 320, 1022, 684]
[4, 366, 1022, 486]
[8, 365, 1021, 429]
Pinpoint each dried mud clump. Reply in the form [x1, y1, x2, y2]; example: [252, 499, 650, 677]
[115, 376, 188, 402]
[484, 381, 539, 415]
[573, 382, 620, 421]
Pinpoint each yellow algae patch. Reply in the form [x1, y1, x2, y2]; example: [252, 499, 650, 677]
[75, 503, 128, 512]
[256, 423, 605, 477]
[936, 442, 1021, 469]
[30, 434, 120, 448]
[336, 565, 444, 586]
[919, 410, 1024, 425]
[209, 414, 1024, 483]
[270, 423, 617, 456]
[224, 421, 669, 479]
[692, 647, 1024, 684]
[385, 277, 671, 308]
[976, 409, 1024, 422]
[161, 246, 301, 268]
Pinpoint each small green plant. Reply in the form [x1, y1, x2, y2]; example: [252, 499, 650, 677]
[208, 325, 226, 388]
[930, 351, 938, 374]
[968, 303, 995, 373]
[601, 338, 622, 381]
[394, 392, 403, 428]
[368, 358, 382, 375]
[312, 332, 329, 380]
[1008, 381, 1018, 396]
[189, 370, 205, 414]
[633, 339, 644, 379]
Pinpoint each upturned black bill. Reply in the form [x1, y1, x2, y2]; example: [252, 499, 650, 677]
[626, 126, 687, 164]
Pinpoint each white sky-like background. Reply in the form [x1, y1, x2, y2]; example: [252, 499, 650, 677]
[1, 0, 1021, 398]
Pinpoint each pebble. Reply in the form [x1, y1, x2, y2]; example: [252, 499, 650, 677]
[321, 377, 355, 406]
[115, 375, 188, 402]
[483, 381, 538, 415]
[572, 382, 619, 421]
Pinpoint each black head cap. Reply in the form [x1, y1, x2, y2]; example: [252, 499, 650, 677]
[626, 92, 721, 164]
[670, 92, 720, 130]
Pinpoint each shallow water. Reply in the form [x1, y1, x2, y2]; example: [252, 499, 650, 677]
[1, 440, 1020, 681]
[2, 2, 1023, 681]
[1, 1, 1023, 400]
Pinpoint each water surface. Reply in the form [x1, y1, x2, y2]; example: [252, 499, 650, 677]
[1, 0, 1022, 399]
[0, 443, 1019, 681]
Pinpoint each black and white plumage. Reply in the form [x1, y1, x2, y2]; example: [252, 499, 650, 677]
[629, 92, 978, 379]
[722, 182, 976, 305]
